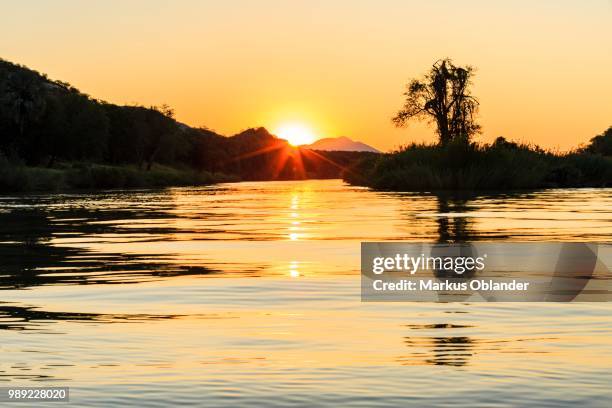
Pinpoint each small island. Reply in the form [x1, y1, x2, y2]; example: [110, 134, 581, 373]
[344, 59, 611, 191]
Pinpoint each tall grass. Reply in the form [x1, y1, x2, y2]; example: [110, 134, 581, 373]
[0, 157, 237, 193]
[344, 139, 612, 191]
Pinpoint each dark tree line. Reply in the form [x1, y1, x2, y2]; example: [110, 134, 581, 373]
[583, 126, 612, 156]
[0, 59, 176, 168]
[0, 58, 370, 181]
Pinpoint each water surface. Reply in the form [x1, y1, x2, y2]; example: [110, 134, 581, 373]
[1, 180, 611, 406]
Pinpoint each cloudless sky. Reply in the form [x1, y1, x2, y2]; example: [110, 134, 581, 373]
[1, 0, 611, 151]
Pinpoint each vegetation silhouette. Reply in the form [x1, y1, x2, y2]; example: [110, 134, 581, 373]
[2, 57, 609, 192]
[346, 59, 611, 191]
[393, 58, 479, 145]
[0, 58, 370, 192]
[584, 126, 612, 156]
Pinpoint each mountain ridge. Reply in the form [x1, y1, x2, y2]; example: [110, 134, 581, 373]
[303, 136, 380, 153]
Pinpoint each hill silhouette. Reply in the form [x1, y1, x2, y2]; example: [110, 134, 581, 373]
[0, 58, 376, 191]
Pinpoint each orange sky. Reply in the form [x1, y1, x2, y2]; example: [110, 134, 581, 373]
[2, 0, 611, 151]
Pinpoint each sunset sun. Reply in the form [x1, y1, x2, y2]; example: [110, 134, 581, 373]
[274, 123, 316, 146]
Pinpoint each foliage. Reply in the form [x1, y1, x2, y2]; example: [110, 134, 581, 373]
[0, 155, 238, 192]
[583, 126, 612, 156]
[393, 59, 479, 144]
[346, 137, 612, 191]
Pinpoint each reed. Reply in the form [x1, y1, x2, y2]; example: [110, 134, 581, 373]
[344, 139, 612, 191]
[0, 156, 237, 192]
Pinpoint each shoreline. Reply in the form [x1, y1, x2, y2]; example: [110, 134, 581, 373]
[0, 162, 239, 194]
[2, 169, 611, 196]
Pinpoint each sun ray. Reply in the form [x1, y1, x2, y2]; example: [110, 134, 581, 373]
[299, 148, 356, 178]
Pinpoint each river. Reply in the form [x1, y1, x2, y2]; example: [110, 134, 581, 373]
[1, 179, 611, 406]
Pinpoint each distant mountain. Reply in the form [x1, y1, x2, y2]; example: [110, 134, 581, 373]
[303, 136, 380, 153]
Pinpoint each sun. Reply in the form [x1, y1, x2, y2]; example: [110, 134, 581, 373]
[274, 123, 316, 146]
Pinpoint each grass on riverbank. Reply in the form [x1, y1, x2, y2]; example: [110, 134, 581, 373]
[344, 138, 612, 191]
[0, 159, 238, 192]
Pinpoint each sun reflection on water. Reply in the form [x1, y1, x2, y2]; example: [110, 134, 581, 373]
[289, 261, 300, 277]
[285, 187, 313, 241]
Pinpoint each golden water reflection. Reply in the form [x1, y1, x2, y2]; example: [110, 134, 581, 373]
[0, 180, 611, 406]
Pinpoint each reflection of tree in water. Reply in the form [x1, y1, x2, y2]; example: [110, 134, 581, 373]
[398, 330, 553, 367]
[399, 336, 474, 367]
[0, 304, 183, 331]
[0, 304, 188, 382]
[432, 193, 480, 290]
[425, 336, 474, 366]
[396, 191, 557, 366]
[435, 193, 476, 243]
[0, 195, 221, 289]
[434, 190, 544, 242]
[406, 195, 476, 365]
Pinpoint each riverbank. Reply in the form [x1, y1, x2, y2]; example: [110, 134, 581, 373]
[0, 160, 238, 192]
[344, 139, 612, 191]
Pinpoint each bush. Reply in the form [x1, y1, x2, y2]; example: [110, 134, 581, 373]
[346, 139, 612, 191]
[0, 159, 238, 193]
[0, 155, 67, 191]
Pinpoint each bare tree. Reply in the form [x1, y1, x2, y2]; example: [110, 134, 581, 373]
[393, 59, 480, 145]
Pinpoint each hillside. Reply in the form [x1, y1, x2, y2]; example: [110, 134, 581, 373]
[0, 58, 377, 191]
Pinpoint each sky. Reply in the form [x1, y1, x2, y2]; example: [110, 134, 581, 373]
[1, 0, 611, 151]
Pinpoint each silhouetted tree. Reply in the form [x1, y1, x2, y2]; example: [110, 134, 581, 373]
[393, 59, 480, 145]
[0, 69, 46, 155]
[142, 104, 176, 171]
[585, 126, 612, 156]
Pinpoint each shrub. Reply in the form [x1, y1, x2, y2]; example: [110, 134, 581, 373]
[0, 159, 238, 193]
[346, 140, 611, 191]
